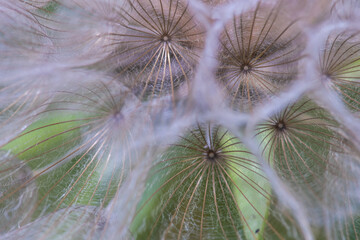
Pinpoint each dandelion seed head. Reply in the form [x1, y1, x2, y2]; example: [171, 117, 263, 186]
[1, 0, 360, 239]
[217, 1, 304, 112]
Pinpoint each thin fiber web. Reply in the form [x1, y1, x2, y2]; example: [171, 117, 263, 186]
[0, 0, 360, 239]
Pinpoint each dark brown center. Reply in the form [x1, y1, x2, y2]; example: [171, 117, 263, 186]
[161, 35, 171, 42]
[206, 150, 217, 161]
[241, 64, 251, 72]
[276, 121, 286, 131]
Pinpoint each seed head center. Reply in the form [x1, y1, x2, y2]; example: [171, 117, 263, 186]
[206, 150, 217, 161]
[241, 64, 251, 73]
[276, 121, 286, 131]
[161, 35, 171, 42]
[110, 111, 124, 124]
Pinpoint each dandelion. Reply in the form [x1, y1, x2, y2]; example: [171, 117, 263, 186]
[65, 0, 205, 102]
[320, 31, 360, 111]
[0, 76, 151, 238]
[256, 99, 339, 181]
[256, 98, 360, 239]
[0, 0, 360, 239]
[131, 123, 276, 240]
[217, 1, 303, 111]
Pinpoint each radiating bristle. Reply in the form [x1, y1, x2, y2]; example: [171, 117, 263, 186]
[0, 0, 360, 239]
[256, 98, 360, 239]
[320, 31, 360, 112]
[217, 1, 304, 112]
[130, 122, 305, 239]
[0, 77, 152, 239]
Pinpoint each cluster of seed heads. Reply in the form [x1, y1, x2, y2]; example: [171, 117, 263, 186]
[0, 0, 360, 240]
